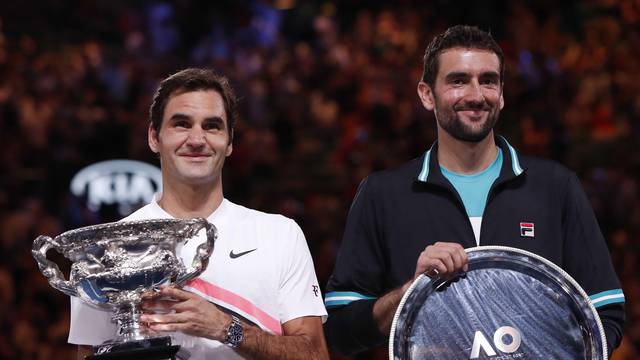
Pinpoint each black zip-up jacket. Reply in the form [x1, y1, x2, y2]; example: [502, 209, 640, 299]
[324, 136, 625, 356]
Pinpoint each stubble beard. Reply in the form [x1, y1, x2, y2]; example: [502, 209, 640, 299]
[435, 100, 500, 143]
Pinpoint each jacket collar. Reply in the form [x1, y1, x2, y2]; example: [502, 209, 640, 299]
[415, 135, 527, 186]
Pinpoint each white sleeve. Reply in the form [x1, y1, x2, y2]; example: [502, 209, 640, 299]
[277, 220, 328, 324]
[68, 296, 117, 345]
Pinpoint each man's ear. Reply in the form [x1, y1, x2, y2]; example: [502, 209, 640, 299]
[226, 129, 233, 157]
[226, 142, 233, 157]
[148, 125, 159, 153]
[417, 81, 436, 111]
[499, 83, 505, 110]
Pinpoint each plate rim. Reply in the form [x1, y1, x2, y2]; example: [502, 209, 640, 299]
[388, 245, 607, 360]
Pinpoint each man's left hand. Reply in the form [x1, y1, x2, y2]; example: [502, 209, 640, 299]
[140, 285, 231, 341]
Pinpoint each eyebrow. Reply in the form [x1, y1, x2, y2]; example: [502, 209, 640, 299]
[202, 116, 226, 128]
[168, 113, 226, 125]
[444, 71, 501, 81]
[168, 113, 191, 122]
[479, 72, 501, 81]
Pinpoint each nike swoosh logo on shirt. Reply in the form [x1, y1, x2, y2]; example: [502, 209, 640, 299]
[229, 248, 257, 259]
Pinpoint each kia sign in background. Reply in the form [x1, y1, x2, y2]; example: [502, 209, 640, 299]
[70, 160, 162, 217]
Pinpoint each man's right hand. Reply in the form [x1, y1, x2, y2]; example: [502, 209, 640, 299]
[414, 242, 468, 279]
[374, 242, 468, 335]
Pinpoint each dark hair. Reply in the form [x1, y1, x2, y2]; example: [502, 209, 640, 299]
[149, 68, 237, 139]
[422, 25, 504, 87]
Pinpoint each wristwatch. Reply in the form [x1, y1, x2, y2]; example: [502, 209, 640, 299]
[224, 315, 244, 348]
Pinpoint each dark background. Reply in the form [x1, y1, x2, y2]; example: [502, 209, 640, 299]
[0, 1, 638, 358]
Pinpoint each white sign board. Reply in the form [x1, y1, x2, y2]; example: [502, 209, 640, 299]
[70, 160, 162, 216]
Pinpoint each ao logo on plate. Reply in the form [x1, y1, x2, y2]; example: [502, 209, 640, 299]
[470, 326, 522, 359]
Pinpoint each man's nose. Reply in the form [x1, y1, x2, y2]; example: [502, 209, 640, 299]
[186, 126, 206, 145]
[464, 80, 485, 104]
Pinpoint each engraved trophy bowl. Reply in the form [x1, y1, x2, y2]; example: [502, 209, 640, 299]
[32, 218, 217, 359]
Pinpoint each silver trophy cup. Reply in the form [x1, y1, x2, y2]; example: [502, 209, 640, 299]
[32, 218, 216, 359]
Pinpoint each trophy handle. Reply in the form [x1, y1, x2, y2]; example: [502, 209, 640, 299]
[175, 218, 217, 286]
[32, 235, 78, 297]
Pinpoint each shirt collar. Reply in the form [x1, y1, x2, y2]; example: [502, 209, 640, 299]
[415, 135, 526, 184]
[150, 193, 230, 224]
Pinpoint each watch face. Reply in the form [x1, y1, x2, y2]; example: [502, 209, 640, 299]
[229, 325, 243, 342]
[227, 319, 244, 347]
[389, 246, 606, 360]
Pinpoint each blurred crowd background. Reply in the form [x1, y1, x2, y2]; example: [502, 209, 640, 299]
[0, 0, 638, 359]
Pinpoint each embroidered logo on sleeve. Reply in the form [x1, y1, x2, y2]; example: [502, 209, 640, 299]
[520, 222, 535, 238]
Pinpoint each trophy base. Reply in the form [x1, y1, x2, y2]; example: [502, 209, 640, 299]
[87, 336, 181, 360]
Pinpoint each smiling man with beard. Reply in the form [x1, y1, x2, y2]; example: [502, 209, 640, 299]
[323, 25, 625, 357]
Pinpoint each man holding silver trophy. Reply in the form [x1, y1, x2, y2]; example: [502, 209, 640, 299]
[324, 25, 625, 358]
[66, 68, 329, 359]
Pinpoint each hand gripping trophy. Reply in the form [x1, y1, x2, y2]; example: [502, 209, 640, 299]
[32, 218, 216, 359]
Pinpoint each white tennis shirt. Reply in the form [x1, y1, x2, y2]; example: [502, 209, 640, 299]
[69, 197, 327, 359]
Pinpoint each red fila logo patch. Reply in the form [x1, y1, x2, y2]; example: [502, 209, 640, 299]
[520, 222, 534, 237]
